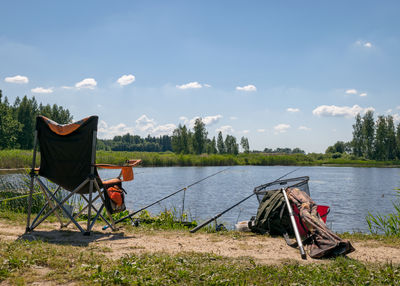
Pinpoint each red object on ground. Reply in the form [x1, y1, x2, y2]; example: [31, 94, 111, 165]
[292, 204, 330, 236]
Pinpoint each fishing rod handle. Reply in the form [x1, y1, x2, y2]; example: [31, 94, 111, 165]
[190, 217, 217, 233]
[282, 188, 307, 260]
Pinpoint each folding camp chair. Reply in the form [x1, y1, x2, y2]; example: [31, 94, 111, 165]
[25, 115, 141, 235]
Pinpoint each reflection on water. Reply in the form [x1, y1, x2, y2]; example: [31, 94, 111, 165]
[2, 166, 400, 233]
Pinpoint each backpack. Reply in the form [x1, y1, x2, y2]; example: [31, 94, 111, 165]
[104, 184, 126, 214]
[249, 189, 293, 236]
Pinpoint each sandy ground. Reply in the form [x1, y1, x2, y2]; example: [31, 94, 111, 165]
[0, 220, 399, 265]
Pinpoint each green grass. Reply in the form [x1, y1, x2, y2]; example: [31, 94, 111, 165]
[2, 149, 400, 168]
[0, 149, 32, 169]
[366, 189, 400, 237]
[1, 207, 400, 284]
[1, 239, 399, 285]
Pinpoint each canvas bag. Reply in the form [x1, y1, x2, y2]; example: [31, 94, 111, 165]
[287, 187, 355, 258]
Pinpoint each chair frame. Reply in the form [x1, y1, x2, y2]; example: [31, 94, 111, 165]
[25, 130, 116, 235]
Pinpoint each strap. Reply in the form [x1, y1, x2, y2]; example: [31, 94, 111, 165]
[283, 233, 298, 247]
[283, 233, 314, 248]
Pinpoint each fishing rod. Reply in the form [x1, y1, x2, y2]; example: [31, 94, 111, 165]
[282, 187, 307, 260]
[189, 166, 302, 233]
[103, 167, 231, 230]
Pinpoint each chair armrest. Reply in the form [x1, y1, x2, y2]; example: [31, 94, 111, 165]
[95, 159, 142, 169]
[95, 159, 141, 182]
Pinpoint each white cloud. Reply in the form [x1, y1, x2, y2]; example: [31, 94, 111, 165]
[359, 92, 367, 97]
[257, 129, 265, 133]
[345, 89, 357, 95]
[4, 75, 29, 84]
[397, 106, 400, 110]
[236, 84, 257, 92]
[75, 78, 97, 89]
[176, 81, 202, 89]
[202, 115, 222, 126]
[182, 115, 223, 128]
[135, 115, 177, 136]
[31, 87, 53, 94]
[204, 84, 211, 88]
[242, 130, 250, 134]
[98, 121, 135, 139]
[216, 125, 234, 134]
[312, 104, 375, 118]
[274, 124, 290, 133]
[364, 42, 372, 48]
[355, 40, 373, 48]
[135, 114, 156, 132]
[117, 74, 135, 86]
[152, 124, 177, 136]
[287, 108, 300, 113]
[298, 126, 311, 131]
[386, 109, 393, 114]
[61, 86, 74, 90]
[229, 116, 238, 120]
[393, 114, 400, 123]
[98, 116, 177, 139]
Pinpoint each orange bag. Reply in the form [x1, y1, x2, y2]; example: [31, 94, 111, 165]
[107, 185, 123, 206]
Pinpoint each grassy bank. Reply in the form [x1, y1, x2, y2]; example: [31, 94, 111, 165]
[1, 149, 400, 169]
[1, 239, 399, 285]
[1, 208, 400, 284]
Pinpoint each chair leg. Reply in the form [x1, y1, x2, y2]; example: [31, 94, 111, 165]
[85, 179, 95, 235]
[79, 192, 115, 231]
[30, 178, 89, 233]
[26, 174, 36, 233]
[26, 131, 38, 233]
[94, 180, 116, 231]
[63, 194, 100, 228]
[30, 186, 63, 228]
[37, 181, 65, 228]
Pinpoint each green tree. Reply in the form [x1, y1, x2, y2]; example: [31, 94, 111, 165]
[16, 96, 38, 149]
[386, 115, 396, 160]
[326, 141, 352, 155]
[0, 91, 22, 149]
[217, 131, 225, 154]
[225, 135, 239, 155]
[352, 113, 363, 157]
[192, 118, 207, 154]
[292, 148, 305, 154]
[362, 110, 375, 159]
[172, 124, 190, 154]
[206, 136, 217, 154]
[374, 115, 387, 160]
[240, 136, 250, 153]
[396, 123, 400, 160]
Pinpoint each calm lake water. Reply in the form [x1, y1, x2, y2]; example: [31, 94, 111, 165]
[2, 166, 400, 233]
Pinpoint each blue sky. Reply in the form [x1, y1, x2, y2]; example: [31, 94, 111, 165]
[1, 1, 399, 152]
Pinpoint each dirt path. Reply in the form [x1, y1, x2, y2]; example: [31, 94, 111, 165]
[1, 220, 399, 265]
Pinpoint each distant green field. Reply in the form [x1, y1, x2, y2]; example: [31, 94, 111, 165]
[1, 149, 399, 169]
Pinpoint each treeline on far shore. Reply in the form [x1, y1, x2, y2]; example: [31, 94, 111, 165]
[1, 149, 400, 170]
